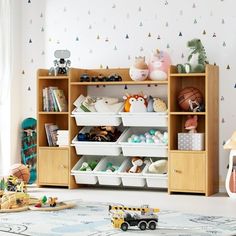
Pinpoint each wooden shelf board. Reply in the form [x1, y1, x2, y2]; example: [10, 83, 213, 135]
[170, 73, 205, 77]
[38, 76, 69, 80]
[38, 146, 69, 150]
[170, 112, 206, 115]
[70, 80, 168, 86]
[38, 111, 69, 115]
[169, 150, 206, 154]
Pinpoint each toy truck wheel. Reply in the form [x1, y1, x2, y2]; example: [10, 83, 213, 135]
[139, 222, 147, 230]
[120, 222, 129, 231]
[148, 221, 157, 230]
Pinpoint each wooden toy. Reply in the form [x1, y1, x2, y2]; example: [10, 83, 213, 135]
[109, 205, 159, 231]
[129, 56, 149, 81]
[148, 49, 171, 80]
[123, 93, 148, 112]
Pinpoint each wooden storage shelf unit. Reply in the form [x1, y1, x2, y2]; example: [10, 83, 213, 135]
[37, 69, 70, 187]
[168, 65, 219, 196]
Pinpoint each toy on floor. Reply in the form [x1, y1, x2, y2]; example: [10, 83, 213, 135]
[3, 175, 27, 193]
[109, 205, 159, 231]
[34, 196, 58, 208]
[123, 93, 148, 112]
[127, 129, 168, 145]
[148, 159, 168, 174]
[9, 163, 30, 184]
[79, 160, 98, 171]
[129, 56, 149, 81]
[185, 115, 198, 133]
[127, 157, 144, 173]
[148, 49, 171, 80]
[177, 38, 208, 73]
[49, 50, 71, 76]
[77, 126, 121, 142]
[178, 87, 204, 112]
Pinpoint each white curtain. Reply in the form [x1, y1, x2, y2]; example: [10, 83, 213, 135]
[0, 0, 11, 175]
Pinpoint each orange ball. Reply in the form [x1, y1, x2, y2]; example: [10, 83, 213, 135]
[9, 164, 30, 183]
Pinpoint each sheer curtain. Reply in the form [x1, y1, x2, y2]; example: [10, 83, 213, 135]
[0, 0, 11, 175]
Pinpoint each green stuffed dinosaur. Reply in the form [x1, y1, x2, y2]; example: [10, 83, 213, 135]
[177, 38, 208, 73]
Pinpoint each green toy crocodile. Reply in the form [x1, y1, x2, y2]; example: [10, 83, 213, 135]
[177, 38, 208, 73]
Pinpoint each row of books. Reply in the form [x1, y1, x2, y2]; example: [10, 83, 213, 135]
[43, 87, 68, 112]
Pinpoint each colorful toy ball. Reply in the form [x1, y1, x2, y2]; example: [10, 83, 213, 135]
[9, 163, 30, 183]
[177, 87, 203, 111]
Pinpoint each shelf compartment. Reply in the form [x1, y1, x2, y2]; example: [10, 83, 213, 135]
[94, 156, 126, 186]
[143, 161, 168, 188]
[71, 107, 123, 126]
[71, 156, 102, 185]
[118, 158, 146, 187]
[71, 126, 126, 156]
[119, 127, 168, 157]
[38, 114, 68, 146]
[120, 112, 168, 127]
[70, 81, 168, 86]
[169, 115, 205, 150]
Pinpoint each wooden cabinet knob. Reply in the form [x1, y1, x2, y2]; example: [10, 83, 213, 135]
[174, 169, 182, 174]
[59, 164, 67, 169]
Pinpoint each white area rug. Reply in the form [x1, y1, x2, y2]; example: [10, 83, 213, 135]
[0, 200, 235, 236]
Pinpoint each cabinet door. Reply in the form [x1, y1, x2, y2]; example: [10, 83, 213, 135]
[38, 148, 69, 185]
[169, 152, 206, 192]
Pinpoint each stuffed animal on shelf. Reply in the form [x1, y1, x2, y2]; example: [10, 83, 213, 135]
[177, 38, 208, 73]
[148, 159, 168, 174]
[123, 93, 148, 112]
[153, 98, 167, 112]
[94, 98, 123, 113]
[129, 56, 149, 81]
[127, 157, 144, 173]
[148, 49, 171, 80]
[185, 115, 198, 133]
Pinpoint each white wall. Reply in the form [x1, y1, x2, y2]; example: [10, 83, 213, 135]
[18, 0, 236, 189]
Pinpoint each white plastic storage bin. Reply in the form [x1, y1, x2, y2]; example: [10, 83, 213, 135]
[143, 161, 168, 188]
[71, 156, 101, 184]
[71, 126, 126, 156]
[120, 112, 168, 127]
[119, 128, 168, 157]
[71, 106, 123, 126]
[94, 156, 126, 186]
[119, 159, 146, 187]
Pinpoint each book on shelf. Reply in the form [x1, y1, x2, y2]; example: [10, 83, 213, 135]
[45, 123, 59, 146]
[42, 87, 67, 112]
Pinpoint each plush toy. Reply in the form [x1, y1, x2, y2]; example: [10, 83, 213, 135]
[128, 157, 144, 173]
[148, 159, 168, 174]
[147, 96, 154, 112]
[129, 56, 149, 81]
[185, 115, 198, 133]
[148, 49, 171, 81]
[94, 98, 123, 113]
[153, 98, 167, 112]
[177, 39, 208, 73]
[123, 93, 148, 112]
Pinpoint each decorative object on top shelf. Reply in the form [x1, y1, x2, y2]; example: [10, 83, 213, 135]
[77, 126, 121, 142]
[127, 129, 168, 145]
[80, 74, 90, 82]
[80, 73, 122, 82]
[176, 38, 208, 73]
[127, 157, 144, 173]
[177, 87, 204, 112]
[148, 49, 171, 80]
[148, 159, 168, 174]
[185, 115, 198, 133]
[123, 93, 148, 112]
[49, 50, 71, 76]
[129, 56, 149, 81]
[224, 132, 236, 198]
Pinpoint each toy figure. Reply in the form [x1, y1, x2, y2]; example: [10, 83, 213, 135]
[48, 197, 58, 207]
[129, 56, 149, 81]
[123, 93, 148, 112]
[185, 115, 198, 133]
[49, 50, 71, 76]
[128, 157, 143, 173]
[148, 49, 171, 80]
[177, 38, 208, 73]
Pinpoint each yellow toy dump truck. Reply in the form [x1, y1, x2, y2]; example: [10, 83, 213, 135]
[109, 205, 159, 231]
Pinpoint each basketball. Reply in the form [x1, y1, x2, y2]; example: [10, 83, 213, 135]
[9, 163, 30, 183]
[178, 87, 203, 111]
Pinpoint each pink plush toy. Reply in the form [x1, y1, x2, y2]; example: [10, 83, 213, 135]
[148, 49, 171, 81]
[185, 115, 198, 133]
